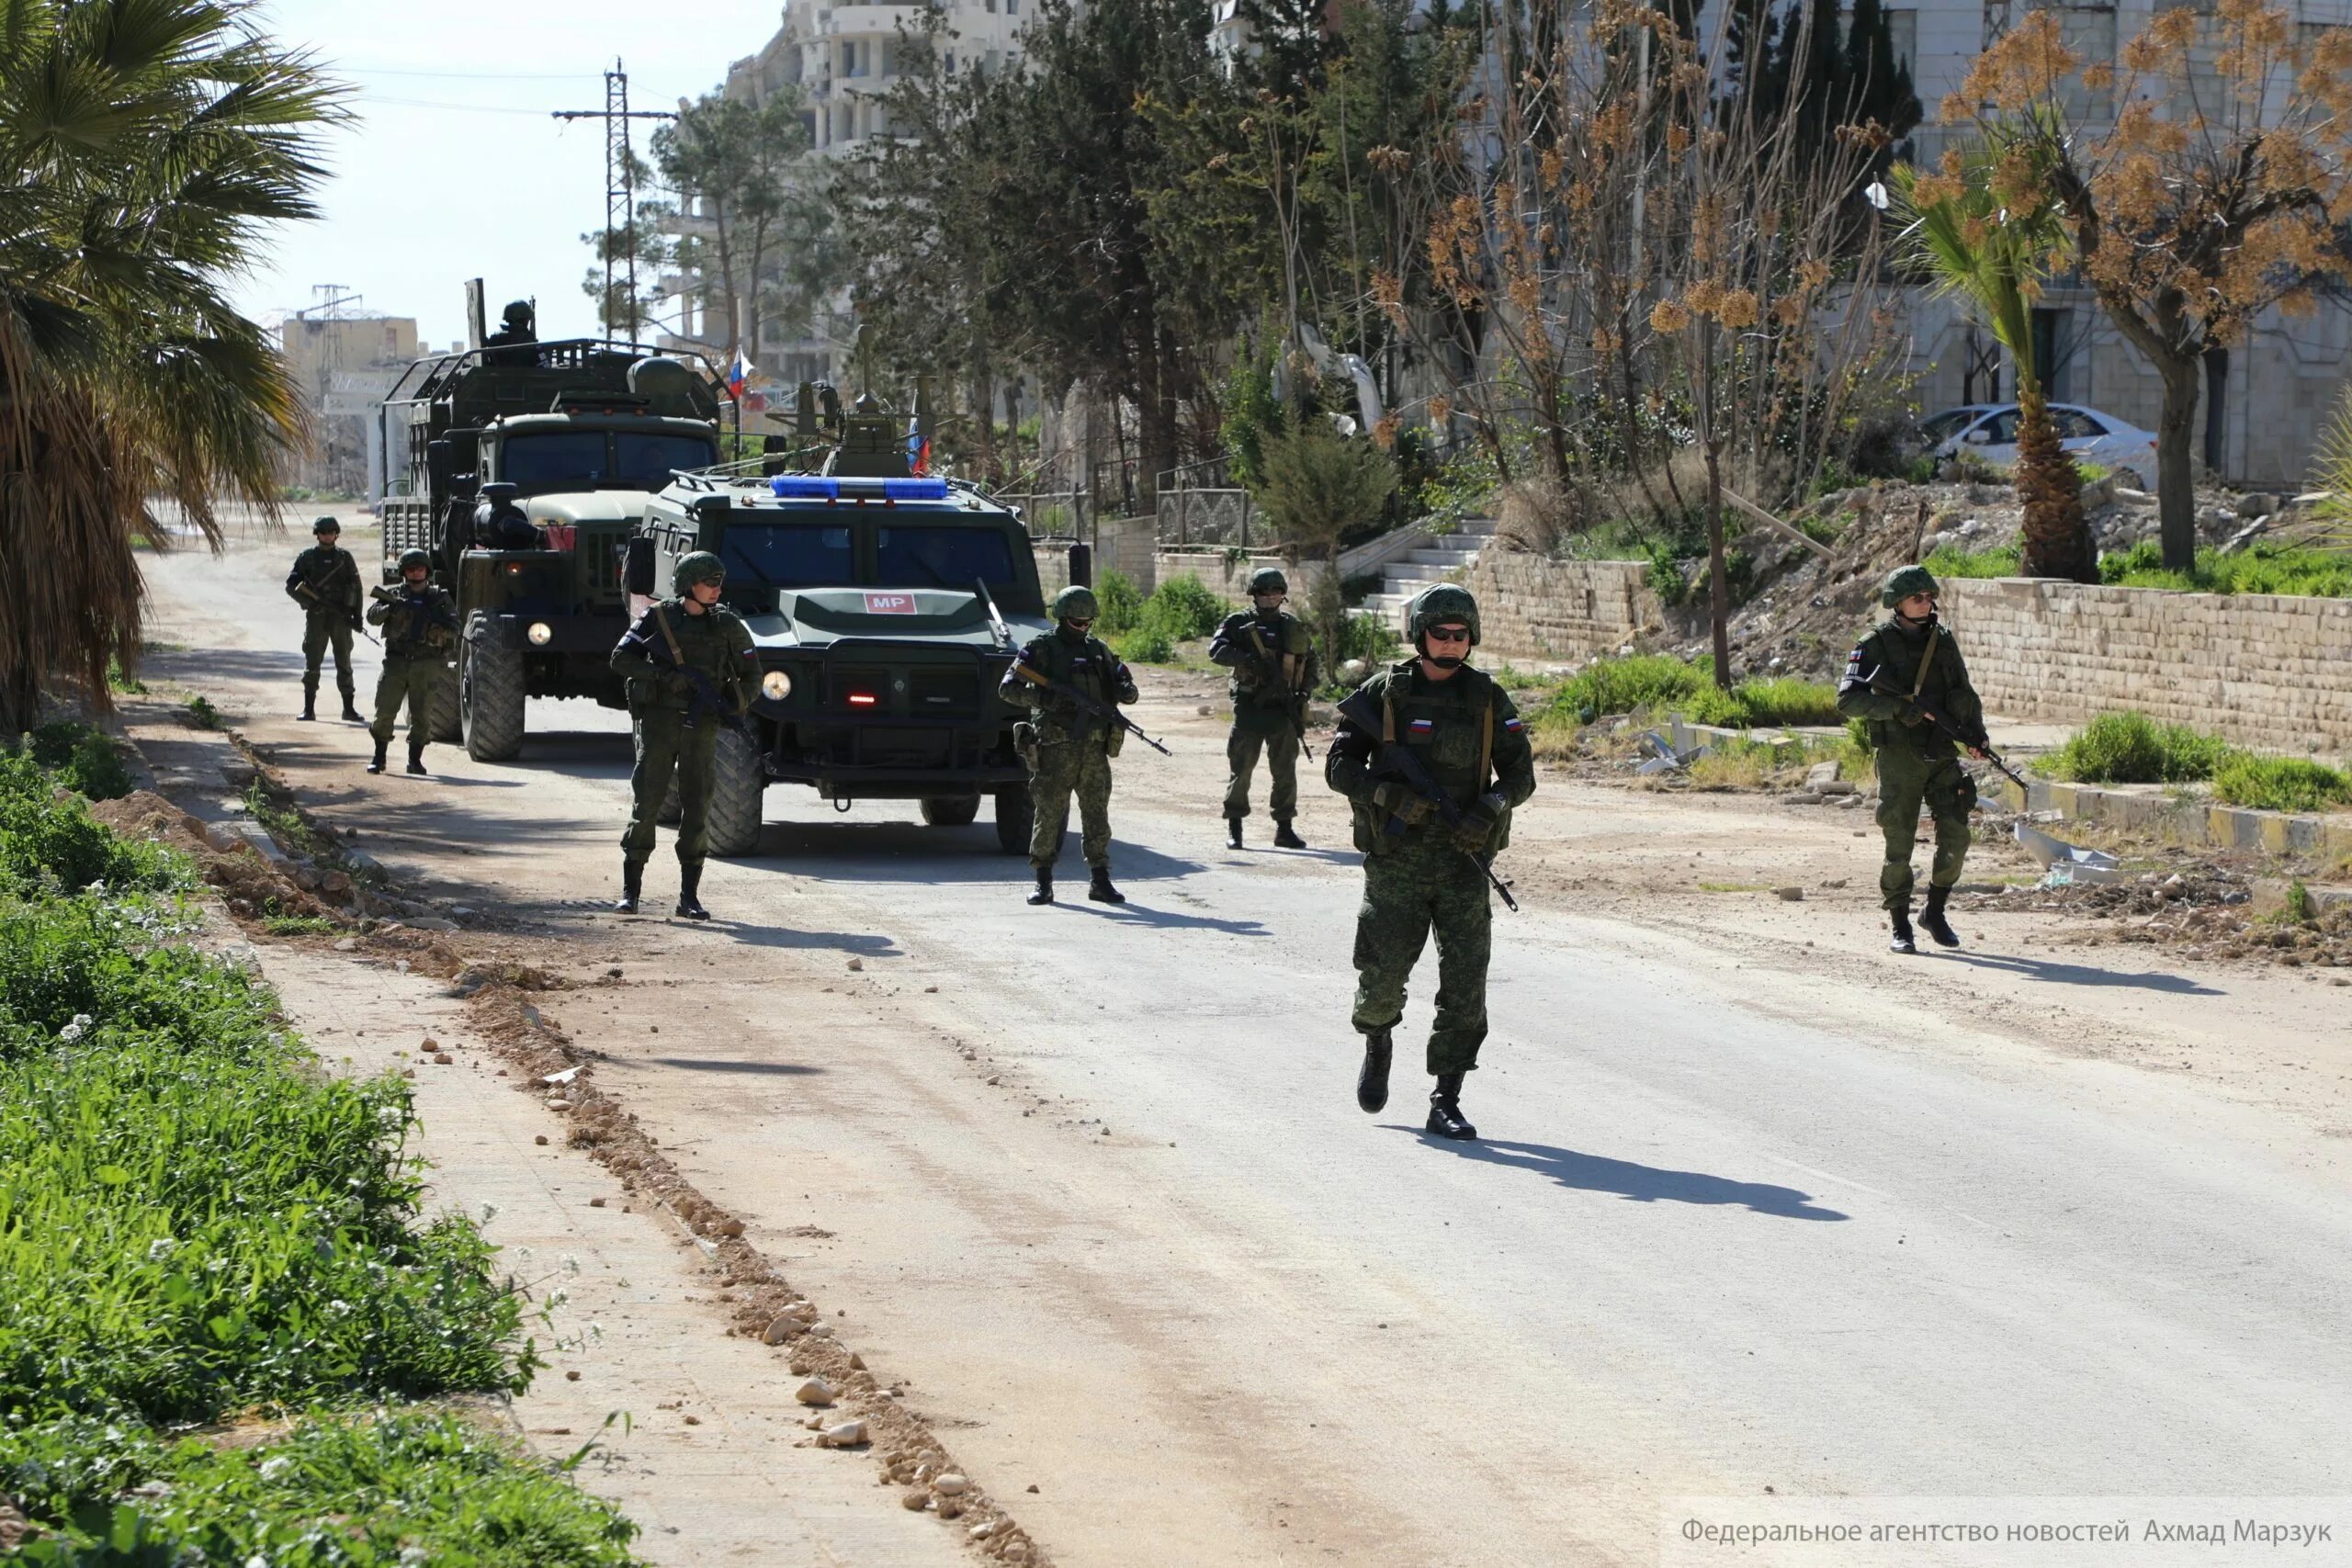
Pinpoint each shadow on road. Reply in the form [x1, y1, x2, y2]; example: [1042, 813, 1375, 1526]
[751, 823, 1208, 886]
[1063, 901, 1270, 936]
[649, 1057, 824, 1076]
[701, 920, 903, 957]
[1938, 952, 2223, 996]
[1398, 1133, 1850, 1221]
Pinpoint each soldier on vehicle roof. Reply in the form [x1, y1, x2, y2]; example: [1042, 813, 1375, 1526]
[286, 515, 363, 723]
[1210, 566, 1319, 851]
[365, 548, 458, 777]
[482, 299, 537, 366]
[1326, 583, 1535, 1142]
[1001, 584, 1139, 908]
[1836, 565, 1991, 954]
[610, 551, 756, 921]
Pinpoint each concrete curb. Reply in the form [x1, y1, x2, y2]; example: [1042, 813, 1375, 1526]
[1992, 775, 2352, 862]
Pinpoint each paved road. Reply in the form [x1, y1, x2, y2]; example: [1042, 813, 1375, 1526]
[142, 538, 2352, 1565]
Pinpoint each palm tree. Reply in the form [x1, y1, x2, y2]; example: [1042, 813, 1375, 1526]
[0, 0, 343, 729]
[1891, 150, 2097, 582]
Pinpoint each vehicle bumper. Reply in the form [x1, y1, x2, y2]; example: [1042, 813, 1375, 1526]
[486, 613, 625, 653]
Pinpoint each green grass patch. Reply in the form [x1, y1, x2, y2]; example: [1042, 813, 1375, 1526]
[2098, 539, 2352, 597]
[261, 909, 340, 937]
[1106, 572, 1233, 665]
[106, 659, 147, 695]
[2033, 710, 2236, 784]
[24, 722, 135, 802]
[1, 752, 185, 897]
[182, 694, 224, 730]
[1545, 655, 1841, 729]
[1922, 542, 2023, 581]
[2210, 753, 2352, 814]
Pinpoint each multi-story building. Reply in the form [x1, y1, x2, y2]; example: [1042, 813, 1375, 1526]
[277, 309, 419, 499]
[658, 0, 1035, 392]
[1886, 0, 2352, 487]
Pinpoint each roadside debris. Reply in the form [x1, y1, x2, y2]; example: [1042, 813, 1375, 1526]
[2013, 821, 2127, 886]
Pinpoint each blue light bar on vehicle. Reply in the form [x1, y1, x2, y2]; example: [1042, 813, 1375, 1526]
[768, 475, 952, 502]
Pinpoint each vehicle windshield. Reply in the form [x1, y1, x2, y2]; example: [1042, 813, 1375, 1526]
[723, 523, 854, 588]
[1917, 410, 1980, 444]
[616, 432, 718, 490]
[875, 525, 1018, 592]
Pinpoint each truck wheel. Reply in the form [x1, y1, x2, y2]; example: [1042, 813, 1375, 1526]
[920, 795, 982, 827]
[460, 613, 526, 761]
[992, 785, 1034, 856]
[424, 656, 461, 744]
[705, 728, 766, 858]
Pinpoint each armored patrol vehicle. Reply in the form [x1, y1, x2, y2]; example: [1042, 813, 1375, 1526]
[376, 314, 733, 760]
[628, 390, 1051, 857]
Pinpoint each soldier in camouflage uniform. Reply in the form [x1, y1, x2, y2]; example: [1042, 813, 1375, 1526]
[610, 551, 757, 920]
[1001, 584, 1139, 907]
[1836, 565, 1990, 953]
[1326, 584, 1536, 1140]
[285, 516, 364, 722]
[364, 548, 458, 776]
[1210, 565, 1319, 850]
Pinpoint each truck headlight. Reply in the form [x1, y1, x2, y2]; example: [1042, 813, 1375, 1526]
[762, 670, 793, 701]
[526, 622, 553, 646]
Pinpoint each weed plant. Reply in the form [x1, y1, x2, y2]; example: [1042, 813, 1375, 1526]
[2098, 540, 2352, 597]
[1547, 655, 1841, 728]
[182, 694, 223, 730]
[1108, 574, 1230, 664]
[2034, 711, 2235, 784]
[25, 723, 135, 802]
[0, 753, 183, 896]
[2211, 754, 2352, 814]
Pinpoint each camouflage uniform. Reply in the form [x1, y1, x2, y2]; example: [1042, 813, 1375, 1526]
[285, 525, 362, 718]
[1836, 566, 1988, 949]
[1001, 586, 1139, 904]
[1209, 602, 1318, 832]
[610, 558, 757, 896]
[365, 555, 457, 773]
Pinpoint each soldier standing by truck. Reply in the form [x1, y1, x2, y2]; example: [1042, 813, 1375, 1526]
[1210, 566, 1318, 850]
[365, 549, 458, 776]
[609, 551, 757, 920]
[1001, 585, 1139, 907]
[1325, 584, 1535, 1141]
[286, 516, 364, 722]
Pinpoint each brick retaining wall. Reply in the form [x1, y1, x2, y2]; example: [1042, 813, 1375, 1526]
[1460, 552, 1657, 664]
[1939, 579, 2352, 755]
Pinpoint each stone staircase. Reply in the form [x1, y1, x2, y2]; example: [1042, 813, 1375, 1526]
[1358, 516, 1499, 634]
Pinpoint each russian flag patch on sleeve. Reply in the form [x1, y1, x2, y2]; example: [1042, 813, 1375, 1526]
[1504, 716, 1524, 733]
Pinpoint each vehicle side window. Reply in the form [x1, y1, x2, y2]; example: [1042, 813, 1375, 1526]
[2053, 409, 2106, 438]
[1983, 411, 2020, 443]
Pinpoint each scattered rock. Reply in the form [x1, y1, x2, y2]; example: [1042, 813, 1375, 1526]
[403, 916, 459, 933]
[902, 1489, 932, 1511]
[432, 1052, 454, 1066]
[933, 1473, 971, 1495]
[534, 1134, 549, 1146]
[334, 936, 360, 953]
[763, 1315, 803, 1346]
[820, 1419, 869, 1448]
[847, 957, 864, 972]
[2238, 491, 2278, 519]
[1774, 886, 1804, 901]
[1804, 761, 1840, 789]
[795, 1376, 838, 1406]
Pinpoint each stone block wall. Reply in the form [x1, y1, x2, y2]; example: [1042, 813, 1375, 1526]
[1942, 578, 2352, 755]
[1152, 549, 1329, 603]
[1460, 552, 1658, 665]
[1032, 514, 1160, 600]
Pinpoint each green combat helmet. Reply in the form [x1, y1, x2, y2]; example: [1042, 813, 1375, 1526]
[312, 516, 340, 536]
[1406, 582, 1480, 649]
[1247, 566, 1288, 596]
[1881, 564, 1940, 608]
[673, 551, 727, 594]
[397, 547, 430, 574]
[1052, 584, 1100, 622]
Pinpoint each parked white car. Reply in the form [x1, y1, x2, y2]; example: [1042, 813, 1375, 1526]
[1917, 403, 2160, 474]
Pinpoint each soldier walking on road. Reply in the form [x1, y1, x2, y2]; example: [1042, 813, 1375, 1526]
[1836, 565, 1991, 954]
[365, 549, 458, 777]
[1001, 585, 1139, 908]
[286, 516, 363, 722]
[610, 551, 756, 920]
[1210, 566, 1318, 850]
[1326, 584, 1536, 1141]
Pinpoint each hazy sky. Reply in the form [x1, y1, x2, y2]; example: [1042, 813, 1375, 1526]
[231, 1, 786, 349]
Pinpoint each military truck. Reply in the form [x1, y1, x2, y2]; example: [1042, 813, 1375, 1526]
[375, 333, 733, 760]
[628, 394, 1051, 857]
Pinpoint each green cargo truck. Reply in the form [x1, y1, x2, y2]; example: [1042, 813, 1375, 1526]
[375, 337, 733, 759]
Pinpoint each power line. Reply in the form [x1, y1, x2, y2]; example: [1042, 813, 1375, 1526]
[341, 64, 602, 80]
[552, 59, 678, 335]
[363, 94, 572, 116]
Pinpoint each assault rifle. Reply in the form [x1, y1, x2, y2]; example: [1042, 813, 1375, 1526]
[1335, 688, 1520, 912]
[1862, 671, 2030, 791]
[646, 604, 754, 741]
[1220, 615, 1316, 761]
[296, 581, 379, 646]
[1009, 661, 1171, 756]
[370, 583, 454, 651]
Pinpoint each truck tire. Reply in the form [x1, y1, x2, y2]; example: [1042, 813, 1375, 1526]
[992, 785, 1034, 856]
[705, 728, 766, 858]
[920, 795, 982, 828]
[460, 613, 526, 761]
[424, 656, 461, 744]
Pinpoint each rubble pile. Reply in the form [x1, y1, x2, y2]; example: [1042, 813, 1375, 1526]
[1962, 863, 2352, 971]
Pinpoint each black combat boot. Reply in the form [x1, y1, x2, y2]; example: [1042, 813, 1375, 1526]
[1356, 1027, 1393, 1114]
[366, 739, 389, 774]
[300, 680, 318, 721]
[1919, 885, 1961, 949]
[615, 861, 643, 915]
[338, 684, 363, 723]
[675, 862, 709, 920]
[1272, 819, 1306, 850]
[1026, 868, 1055, 906]
[1088, 865, 1125, 904]
[1427, 1072, 1476, 1140]
[405, 740, 428, 776]
[1225, 816, 1244, 850]
[1889, 904, 1917, 955]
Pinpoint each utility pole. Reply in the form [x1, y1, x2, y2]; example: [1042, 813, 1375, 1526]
[553, 59, 677, 339]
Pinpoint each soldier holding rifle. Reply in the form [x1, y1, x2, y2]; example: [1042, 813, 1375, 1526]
[1209, 566, 1318, 851]
[285, 516, 364, 723]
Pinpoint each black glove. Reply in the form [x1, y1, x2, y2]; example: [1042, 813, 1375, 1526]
[1453, 791, 1507, 852]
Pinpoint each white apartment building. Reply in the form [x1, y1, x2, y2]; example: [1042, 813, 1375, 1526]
[658, 0, 1035, 391]
[1884, 0, 2352, 487]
